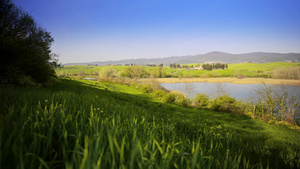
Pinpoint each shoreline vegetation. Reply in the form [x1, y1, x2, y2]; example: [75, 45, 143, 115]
[140, 77, 300, 85]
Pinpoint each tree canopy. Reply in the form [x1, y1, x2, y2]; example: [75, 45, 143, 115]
[0, 0, 59, 86]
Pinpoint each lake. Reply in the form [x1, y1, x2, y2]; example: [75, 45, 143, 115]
[160, 82, 300, 100]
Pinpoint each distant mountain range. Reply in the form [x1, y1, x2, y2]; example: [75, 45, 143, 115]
[65, 51, 300, 66]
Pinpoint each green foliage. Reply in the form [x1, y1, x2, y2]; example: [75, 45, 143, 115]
[152, 89, 168, 98]
[120, 66, 132, 77]
[249, 84, 300, 124]
[57, 62, 299, 80]
[176, 71, 183, 79]
[174, 94, 189, 107]
[192, 93, 210, 109]
[99, 67, 117, 80]
[120, 66, 149, 78]
[162, 93, 176, 103]
[150, 66, 166, 78]
[0, 0, 59, 86]
[139, 84, 153, 93]
[202, 63, 228, 70]
[209, 95, 244, 114]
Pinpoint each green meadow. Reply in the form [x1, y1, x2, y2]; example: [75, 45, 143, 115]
[1, 78, 300, 168]
[56, 62, 300, 79]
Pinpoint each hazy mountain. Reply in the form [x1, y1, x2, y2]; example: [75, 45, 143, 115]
[65, 51, 300, 66]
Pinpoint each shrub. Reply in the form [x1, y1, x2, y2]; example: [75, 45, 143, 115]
[209, 95, 243, 113]
[99, 67, 117, 80]
[174, 94, 189, 107]
[192, 93, 210, 109]
[162, 93, 176, 103]
[152, 89, 168, 98]
[230, 100, 246, 114]
[120, 66, 149, 78]
[249, 84, 299, 124]
[142, 78, 162, 91]
[140, 84, 153, 93]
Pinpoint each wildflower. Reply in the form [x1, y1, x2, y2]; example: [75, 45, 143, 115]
[97, 108, 100, 110]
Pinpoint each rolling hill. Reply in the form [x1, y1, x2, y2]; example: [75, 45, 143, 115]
[65, 51, 300, 66]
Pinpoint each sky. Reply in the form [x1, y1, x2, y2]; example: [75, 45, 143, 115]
[13, 0, 300, 64]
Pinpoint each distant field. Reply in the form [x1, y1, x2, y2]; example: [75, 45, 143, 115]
[56, 62, 300, 79]
[228, 62, 299, 72]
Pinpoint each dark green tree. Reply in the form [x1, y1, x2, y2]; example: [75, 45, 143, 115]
[0, 0, 60, 86]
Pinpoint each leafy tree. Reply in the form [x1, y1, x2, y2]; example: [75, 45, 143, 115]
[131, 65, 148, 78]
[169, 63, 181, 69]
[202, 63, 227, 70]
[99, 67, 116, 80]
[120, 65, 148, 78]
[0, 0, 60, 86]
[150, 66, 165, 78]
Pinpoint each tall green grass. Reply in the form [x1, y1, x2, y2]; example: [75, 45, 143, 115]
[1, 79, 300, 168]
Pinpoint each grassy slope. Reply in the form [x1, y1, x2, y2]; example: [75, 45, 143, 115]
[228, 62, 300, 72]
[1, 79, 300, 168]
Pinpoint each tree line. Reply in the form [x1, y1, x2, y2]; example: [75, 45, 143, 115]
[202, 63, 228, 70]
[96, 65, 166, 79]
[0, 0, 60, 86]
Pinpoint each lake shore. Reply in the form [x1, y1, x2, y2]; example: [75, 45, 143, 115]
[140, 78, 300, 85]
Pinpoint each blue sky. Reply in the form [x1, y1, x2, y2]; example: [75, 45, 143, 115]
[13, 0, 300, 63]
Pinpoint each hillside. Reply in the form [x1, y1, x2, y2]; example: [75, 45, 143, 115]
[65, 51, 300, 66]
[1, 78, 300, 168]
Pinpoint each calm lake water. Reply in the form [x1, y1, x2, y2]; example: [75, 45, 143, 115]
[160, 82, 300, 100]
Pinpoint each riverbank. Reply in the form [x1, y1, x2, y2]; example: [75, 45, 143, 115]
[140, 77, 300, 85]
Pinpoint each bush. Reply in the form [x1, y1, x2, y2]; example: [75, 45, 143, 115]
[249, 84, 299, 124]
[162, 93, 176, 103]
[152, 89, 168, 98]
[120, 66, 149, 78]
[175, 94, 189, 107]
[140, 84, 153, 93]
[209, 95, 244, 113]
[192, 93, 210, 109]
[99, 67, 117, 80]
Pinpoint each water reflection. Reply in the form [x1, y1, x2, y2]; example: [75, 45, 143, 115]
[160, 82, 300, 100]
